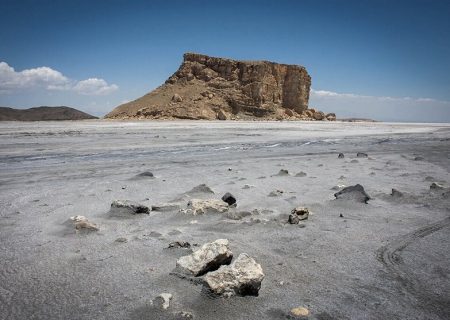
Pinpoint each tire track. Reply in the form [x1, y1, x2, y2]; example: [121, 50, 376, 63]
[376, 216, 450, 318]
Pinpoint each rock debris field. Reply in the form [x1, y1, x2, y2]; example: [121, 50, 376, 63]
[0, 120, 449, 319]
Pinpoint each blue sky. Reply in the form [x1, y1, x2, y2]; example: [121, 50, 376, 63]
[1, 0, 449, 122]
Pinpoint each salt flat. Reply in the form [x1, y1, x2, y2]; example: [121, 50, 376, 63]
[0, 120, 449, 320]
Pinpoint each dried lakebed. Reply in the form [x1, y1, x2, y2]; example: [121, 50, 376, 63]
[0, 120, 449, 320]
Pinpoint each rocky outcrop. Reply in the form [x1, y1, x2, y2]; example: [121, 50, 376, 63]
[105, 53, 334, 121]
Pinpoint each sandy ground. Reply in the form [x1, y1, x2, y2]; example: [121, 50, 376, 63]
[0, 120, 449, 320]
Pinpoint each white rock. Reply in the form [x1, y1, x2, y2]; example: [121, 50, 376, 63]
[176, 239, 233, 276]
[182, 199, 228, 215]
[152, 293, 172, 310]
[204, 253, 264, 297]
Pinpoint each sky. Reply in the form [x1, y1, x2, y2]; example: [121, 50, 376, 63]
[0, 0, 449, 122]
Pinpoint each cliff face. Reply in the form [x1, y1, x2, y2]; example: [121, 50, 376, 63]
[106, 53, 334, 120]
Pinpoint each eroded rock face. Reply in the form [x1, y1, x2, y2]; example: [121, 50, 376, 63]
[204, 253, 264, 297]
[105, 53, 335, 121]
[176, 239, 233, 276]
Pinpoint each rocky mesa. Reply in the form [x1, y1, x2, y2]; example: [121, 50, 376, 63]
[105, 53, 335, 121]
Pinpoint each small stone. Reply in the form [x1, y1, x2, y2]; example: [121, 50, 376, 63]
[172, 94, 182, 102]
[268, 190, 284, 197]
[331, 184, 345, 191]
[177, 311, 194, 319]
[111, 200, 150, 214]
[221, 192, 236, 205]
[391, 188, 403, 197]
[350, 159, 359, 163]
[290, 307, 309, 317]
[176, 239, 233, 276]
[288, 207, 309, 224]
[276, 169, 289, 176]
[168, 241, 191, 249]
[70, 215, 99, 232]
[242, 184, 254, 189]
[152, 293, 172, 310]
[430, 182, 444, 190]
[285, 109, 294, 117]
[414, 156, 424, 161]
[338, 153, 345, 158]
[217, 110, 228, 120]
[295, 171, 307, 177]
[357, 152, 368, 158]
[339, 213, 344, 218]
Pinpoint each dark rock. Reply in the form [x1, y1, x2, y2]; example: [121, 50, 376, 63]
[110, 200, 150, 214]
[221, 192, 237, 205]
[391, 188, 403, 197]
[275, 169, 289, 176]
[334, 184, 371, 203]
[430, 182, 444, 190]
[357, 152, 368, 158]
[288, 207, 309, 224]
[168, 241, 191, 249]
[135, 171, 154, 178]
[338, 153, 345, 158]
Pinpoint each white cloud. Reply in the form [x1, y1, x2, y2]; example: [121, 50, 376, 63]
[0, 61, 118, 95]
[311, 89, 447, 104]
[73, 78, 118, 96]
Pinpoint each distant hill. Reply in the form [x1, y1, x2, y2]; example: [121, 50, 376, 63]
[0, 106, 97, 121]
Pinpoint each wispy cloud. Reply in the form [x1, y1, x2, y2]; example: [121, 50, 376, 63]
[0, 61, 118, 95]
[311, 89, 449, 105]
[310, 89, 450, 122]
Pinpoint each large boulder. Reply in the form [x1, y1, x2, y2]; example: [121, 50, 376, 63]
[313, 111, 325, 120]
[204, 253, 264, 297]
[176, 239, 233, 276]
